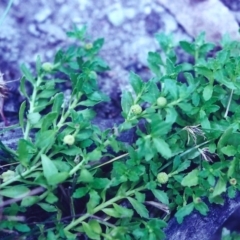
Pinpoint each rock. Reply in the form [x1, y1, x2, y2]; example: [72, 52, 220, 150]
[164, 193, 240, 240]
[157, 0, 240, 42]
[107, 4, 125, 27]
[34, 8, 52, 23]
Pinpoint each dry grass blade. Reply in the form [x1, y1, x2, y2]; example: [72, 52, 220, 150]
[0, 72, 8, 126]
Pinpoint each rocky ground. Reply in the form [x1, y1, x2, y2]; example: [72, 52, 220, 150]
[0, 0, 240, 239]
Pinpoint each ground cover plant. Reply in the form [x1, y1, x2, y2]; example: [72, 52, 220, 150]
[0, 25, 240, 239]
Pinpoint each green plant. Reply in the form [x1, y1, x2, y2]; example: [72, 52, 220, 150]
[1, 26, 240, 239]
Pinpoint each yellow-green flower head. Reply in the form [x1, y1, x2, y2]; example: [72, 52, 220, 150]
[157, 172, 169, 184]
[63, 135, 75, 145]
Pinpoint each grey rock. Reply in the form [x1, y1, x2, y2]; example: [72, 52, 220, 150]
[107, 4, 125, 27]
[158, 0, 240, 42]
[34, 8, 52, 22]
[164, 194, 240, 240]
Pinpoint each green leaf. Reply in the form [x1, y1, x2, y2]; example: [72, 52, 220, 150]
[0, 185, 30, 198]
[194, 201, 209, 216]
[152, 189, 169, 205]
[203, 85, 213, 101]
[127, 197, 149, 218]
[20, 64, 35, 84]
[88, 219, 102, 234]
[35, 130, 56, 149]
[179, 41, 195, 55]
[129, 72, 143, 95]
[14, 223, 30, 232]
[121, 91, 134, 116]
[113, 203, 134, 218]
[27, 112, 41, 125]
[20, 77, 29, 99]
[73, 187, 89, 198]
[175, 203, 194, 224]
[228, 158, 237, 178]
[21, 196, 40, 207]
[152, 138, 172, 159]
[47, 172, 69, 185]
[212, 177, 227, 197]
[41, 154, 58, 184]
[41, 112, 58, 131]
[221, 145, 237, 157]
[46, 192, 58, 204]
[102, 208, 120, 218]
[17, 139, 37, 167]
[87, 190, 100, 214]
[175, 160, 191, 173]
[19, 101, 26, 131]
[181, 169, 199, 187]
[38, 203, 57, 212]
[52, 93, 64, 114]
[60, 146, 82, 156]
[82, 222, 100, 240]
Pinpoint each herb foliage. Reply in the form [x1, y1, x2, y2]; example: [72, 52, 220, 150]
[0, 27, 240, 239]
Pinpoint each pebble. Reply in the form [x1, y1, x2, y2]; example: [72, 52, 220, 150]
[107, 5, 125, 27]
[34, 8, 52, 22]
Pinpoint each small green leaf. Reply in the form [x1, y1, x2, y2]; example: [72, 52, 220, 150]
[38, 203, 57, 212]
[52, 93, 64, 114]
[20, 64, 35, 84]
[0, 185, 30, 198]
[19, 101, 26, 131]
[152, 189, 169, 205]
[127, 197, 149, 218]
[21, 196, 40, 207]
[179, 41, 195, 55]
[87, 190, 100, 214]
[82, 222, 100, 240]
[221, 145, 237, 157]
[212, 177, 227, 197]
[129, 72, 143, 95]
[102, 208, 120, 218]
[203, 85, 213, 101]
[14, 223, 30, 232]
[121, 91, 134, 116]
[152, 138, 172, 159]
[88, 220, 102, 234]
[73, 187, 89, 198]
[194, 201, 209, 216]
[47, 172, 69, 185]
[175, 203, 194, 224]
[46, 192, 58, 204]
[181, 169, 199, 187]
[41, 112, 58, 131]
[27, 112, 41, 125]
[41, 154, 58, 184]
[35, 130, 56, 149]
[113, 203, 134, 218]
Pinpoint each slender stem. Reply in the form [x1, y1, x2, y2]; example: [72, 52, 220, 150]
[224, 89, 234, 118]
[0, 163, 40, 188]
[24, 76, 43, 139]
[0, 0, 14, 28]
[63, 185, 146, 232]
[91, 153, 129, 170]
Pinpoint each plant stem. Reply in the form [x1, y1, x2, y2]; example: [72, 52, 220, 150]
[24, 76, 43, 139]
[224, 89, 234, 118]
[0, 163, 40, 188]
[0, 0, 14, 28]
[63, 185, 146, 232]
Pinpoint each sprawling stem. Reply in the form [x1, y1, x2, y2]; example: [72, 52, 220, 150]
[63, 185, 146, 233]
[224, 89, 234, 118]
[24, 76, 43, 139]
